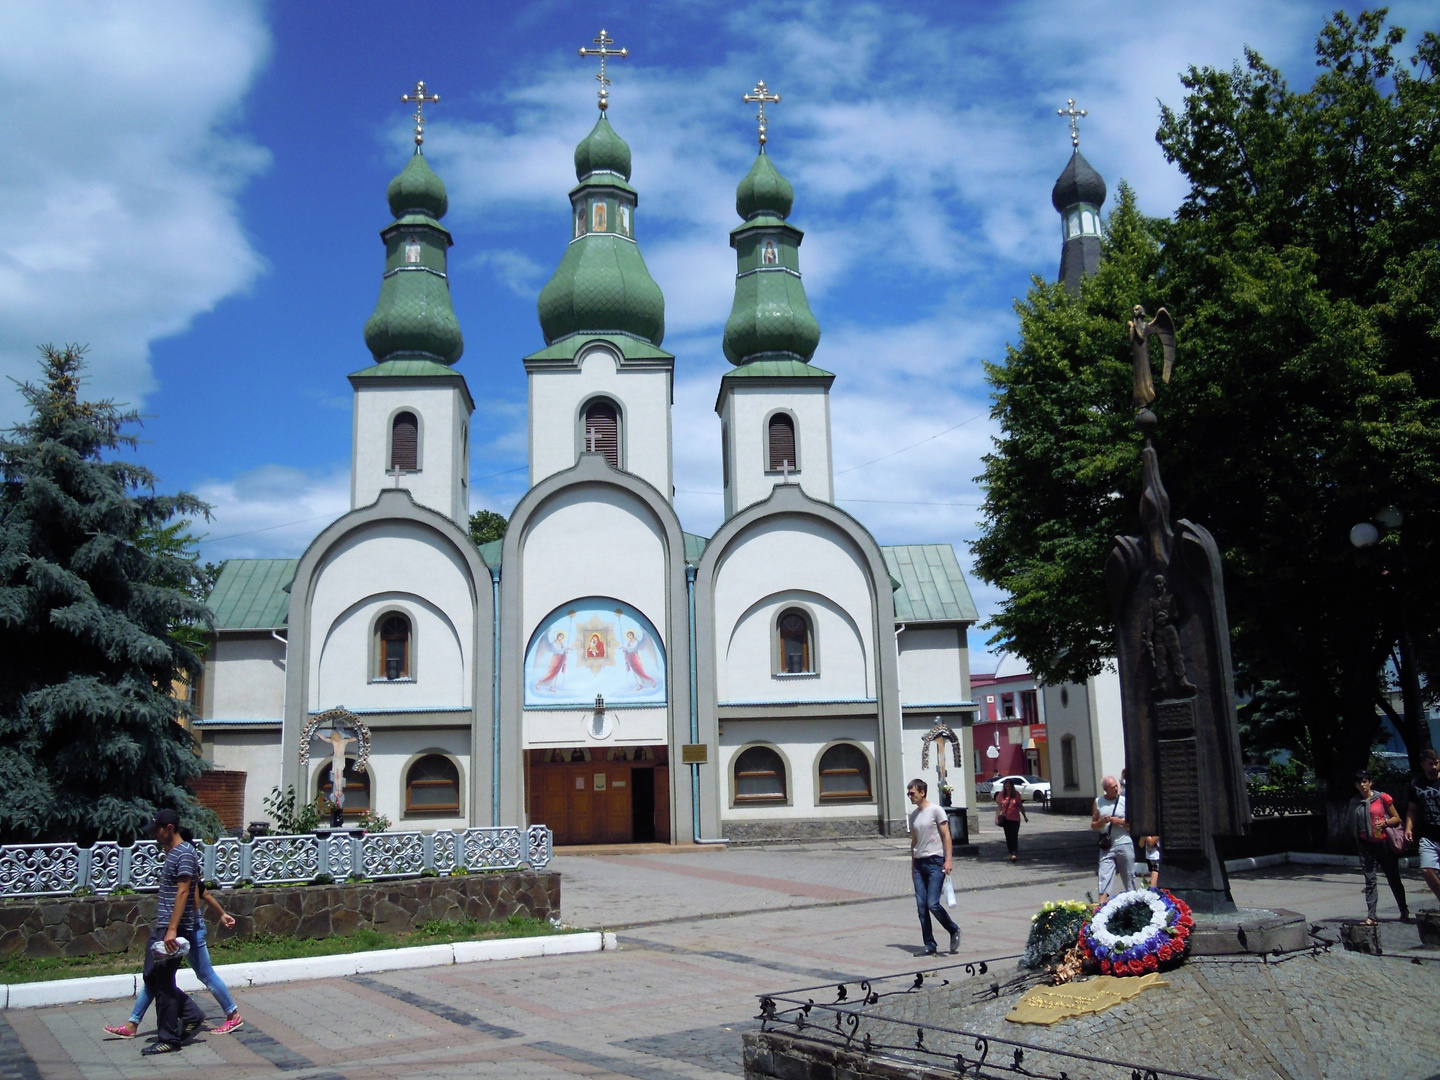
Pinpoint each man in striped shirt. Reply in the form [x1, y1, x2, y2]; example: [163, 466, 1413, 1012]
[139, 809, 206, 1055]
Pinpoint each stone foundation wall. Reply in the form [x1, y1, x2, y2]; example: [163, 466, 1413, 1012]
[722, 818, 883, 842]
[0, 870, 559, 960]
[745, 1032, 953, 1080]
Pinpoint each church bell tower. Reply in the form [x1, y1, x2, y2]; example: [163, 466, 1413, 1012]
[350, 82, 473, 523]
[717, 82, 833, 519]
[1052, 99, 1107, 296]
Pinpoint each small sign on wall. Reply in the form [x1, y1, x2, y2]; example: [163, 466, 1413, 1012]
[594, 773, 607, 791]
[575, 776, 585, 790]
[681, 744, 708, 764]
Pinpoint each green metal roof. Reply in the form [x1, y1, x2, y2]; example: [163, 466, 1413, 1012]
[883, 545, 978, 624]
[683, 531, 709, 563]
[208, 559, 297, 631]
[349, 358, 467, 379]
[721, 359, 834, 379]
[524, 333, 673, 365]
[477, 539, 503, 569]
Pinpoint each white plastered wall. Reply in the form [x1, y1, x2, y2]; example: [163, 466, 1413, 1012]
[301, 727, 471, 833]
[306, 521, 476, 712]
[203, 729, 283, 827]
[713, 516, 874, 704]
[1090, 666, 1126, 788]
[721, 383, 832, 517]
[897, 627, 965, 705]
[352, 383, 471, 523]
[529, 346, 673, 496]
[208, 636, 286, 720]
[520, 486, 669, 649]
[718, 716, 877, 820]
[1043, 682, 1098, 803]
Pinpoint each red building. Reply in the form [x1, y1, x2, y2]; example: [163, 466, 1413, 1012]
[970, 655, 1046, 785]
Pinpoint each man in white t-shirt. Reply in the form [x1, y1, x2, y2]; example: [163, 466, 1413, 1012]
[906, 779, 959, 955]
[1091, 775, 1135, 904]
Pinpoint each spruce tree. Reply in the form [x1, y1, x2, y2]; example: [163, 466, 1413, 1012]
[0, 346, 216, 843]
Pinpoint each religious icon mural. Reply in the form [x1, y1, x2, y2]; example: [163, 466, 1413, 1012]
[592, 200, 608, 232]
[618, 204, 631, 237]
[575, 207, 586, 238]
[525, 598, 666, 706]
[762, 238, 777, 265]
[404, 236, 421, 264]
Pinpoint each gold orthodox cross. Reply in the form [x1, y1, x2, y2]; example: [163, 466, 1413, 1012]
[579, 28, 628, 111]
[401, 80, 441, 148]
[743, 80, 781, 147]
[1058, 98, 1086, 149]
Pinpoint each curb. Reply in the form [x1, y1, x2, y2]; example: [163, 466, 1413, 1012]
[1, 931, 617, 1010]
[1225, 851, 1419, 873]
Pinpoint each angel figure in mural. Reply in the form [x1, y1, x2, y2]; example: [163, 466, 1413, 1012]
[622, 628, 660, 691]
[533, 630, 572, 693]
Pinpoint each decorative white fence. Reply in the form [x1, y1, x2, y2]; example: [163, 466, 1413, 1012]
[0, 825, 553, 898]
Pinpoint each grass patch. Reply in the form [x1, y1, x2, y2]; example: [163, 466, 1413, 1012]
[1, 914, 574, 984]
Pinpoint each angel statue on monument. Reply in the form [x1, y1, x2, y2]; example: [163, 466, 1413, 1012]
[622, 628, 660, 691]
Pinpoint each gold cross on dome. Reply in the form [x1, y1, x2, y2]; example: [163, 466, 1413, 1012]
[579, 28, 628, 111]
[401, 80, 441, 148]
[743, 80, 781, 147]
[1058, 98, 1086, 149]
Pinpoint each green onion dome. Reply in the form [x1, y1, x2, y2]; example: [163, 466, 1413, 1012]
[573, 114, 632, 181]
[387, 151, 448, 219]
[536, 115, 665, 347]
[735, 151, 794, 220]
[364, 151, 463, 364]
[722, 151, 819, 365]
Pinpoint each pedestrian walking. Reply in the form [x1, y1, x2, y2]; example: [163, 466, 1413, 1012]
[1091, 775, 1134, 905]
[994, 778, 1028, 862]
[106, 830, 243, 1039]
[906, 779, 960, 956]
[1350, 770, 1408, 924]
[1140, 836, 1161, 889]
[134, 810, 207, 1056]
[1405, 748, 1440, 906]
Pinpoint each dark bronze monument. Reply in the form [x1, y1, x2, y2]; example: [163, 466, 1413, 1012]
[1105, 307, 1251, 913]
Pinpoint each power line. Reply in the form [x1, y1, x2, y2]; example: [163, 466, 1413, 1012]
[834, 411, 987, 475]
[674, 489, 982, 508]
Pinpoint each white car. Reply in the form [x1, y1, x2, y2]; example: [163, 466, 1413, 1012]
[986, 775, 1052, 802]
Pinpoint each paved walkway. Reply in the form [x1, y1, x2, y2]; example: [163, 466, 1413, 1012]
[3, 814, 1432, 1079]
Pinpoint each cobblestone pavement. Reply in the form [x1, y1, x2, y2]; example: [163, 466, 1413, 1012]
[5, 815, 1434, 1079]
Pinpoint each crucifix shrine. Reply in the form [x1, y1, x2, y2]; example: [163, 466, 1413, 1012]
[1057, 98, 1087, 149]
[578, 28, 627, 112]
[743, 80, 781, 147]
[298, 708, 373, 829]
[401, 80, 441, 148]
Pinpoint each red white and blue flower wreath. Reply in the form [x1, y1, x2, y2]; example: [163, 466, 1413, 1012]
[1079, 889, 1193, 976]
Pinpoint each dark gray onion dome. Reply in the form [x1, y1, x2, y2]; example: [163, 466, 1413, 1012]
[1051, 149, 1107, 212]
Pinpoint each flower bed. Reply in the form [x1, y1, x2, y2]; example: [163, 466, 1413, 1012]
[1079, 889, 1193, 976]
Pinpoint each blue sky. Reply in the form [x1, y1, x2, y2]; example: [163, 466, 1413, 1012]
[0, 1, 1426, 667]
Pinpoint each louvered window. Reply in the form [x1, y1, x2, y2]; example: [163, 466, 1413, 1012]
[734, 746, 786, 803]
[584, 401, 620, 468]
[767, 414, 796, 473]
[378, 613, 411, 679]
[391, 412, 419, 471]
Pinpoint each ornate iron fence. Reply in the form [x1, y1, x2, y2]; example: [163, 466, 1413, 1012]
[0, 825, 553, 898]
[755, 957, 1231, 1080]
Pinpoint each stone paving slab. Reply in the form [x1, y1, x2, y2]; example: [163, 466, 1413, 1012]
[6, 832, 1435, 1079]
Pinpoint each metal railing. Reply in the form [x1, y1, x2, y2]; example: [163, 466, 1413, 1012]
[0, 825, 553, 898]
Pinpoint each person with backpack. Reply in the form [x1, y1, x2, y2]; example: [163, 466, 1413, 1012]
[1352, 770, 1408, 924]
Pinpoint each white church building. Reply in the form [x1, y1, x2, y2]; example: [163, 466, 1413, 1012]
[194, 87, 982, 845]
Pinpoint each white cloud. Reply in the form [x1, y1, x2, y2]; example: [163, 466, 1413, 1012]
[194, 465, 349, 562]
[0, 1, 270, 421]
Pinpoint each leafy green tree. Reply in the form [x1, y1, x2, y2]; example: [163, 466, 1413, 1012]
[975, 11, 1440, 805]
[468, 508, 507, 547]
[0, 346, 218, 843]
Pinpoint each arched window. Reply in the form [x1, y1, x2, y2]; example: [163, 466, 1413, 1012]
[583, 400, 620, 468]
[767, 413, 796, 473]
[391, 412, 419, 472]
[733, 746, 786, 803]
[777, 609, 812, 674]
[317, 759, 371, 813]
[378, 613, 411, 680]
[818, 743, 872, 802]
[405, 754, 460, 814]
